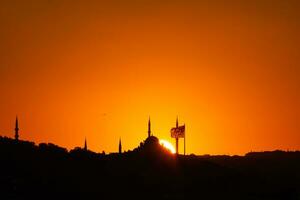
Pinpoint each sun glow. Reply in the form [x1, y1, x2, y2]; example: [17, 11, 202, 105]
[159, 139, 176, 154]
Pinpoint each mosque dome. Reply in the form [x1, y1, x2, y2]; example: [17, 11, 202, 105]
[144, 135, 159, 145]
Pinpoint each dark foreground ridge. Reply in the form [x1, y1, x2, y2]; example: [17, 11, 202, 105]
[0, 136, 299, 200]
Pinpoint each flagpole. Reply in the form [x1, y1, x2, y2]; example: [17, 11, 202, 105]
[184, 124, 186, 155]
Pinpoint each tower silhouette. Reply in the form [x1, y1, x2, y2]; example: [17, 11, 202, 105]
[119, 138, 122, 154]
[15, 116, 19, 141]
[84, 138, 87, 151]
[148, 117, 151, 138]
[175, 117, 178, 154]
[172, 117, 186, 155]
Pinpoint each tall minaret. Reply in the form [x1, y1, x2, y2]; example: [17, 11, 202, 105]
[84, 138, 87, 151]
[119, 138, 122, 154]
[15, 116, 19, 141]
[148, 117, 151, 138]
[175, 116, 179, 155]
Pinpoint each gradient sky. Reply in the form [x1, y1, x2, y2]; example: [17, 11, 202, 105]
[0, 0, 299, 155]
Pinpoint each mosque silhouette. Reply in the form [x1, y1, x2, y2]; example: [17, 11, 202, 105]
[131, 117, 173, 155]
[12, 116, 177, 156]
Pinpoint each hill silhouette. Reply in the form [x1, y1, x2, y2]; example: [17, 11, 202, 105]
[0, 136, 299, 200]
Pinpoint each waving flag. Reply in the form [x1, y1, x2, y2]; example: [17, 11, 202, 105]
[171, 125, 185, 138]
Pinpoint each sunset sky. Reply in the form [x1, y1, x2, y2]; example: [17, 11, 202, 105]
[0, 0, 299, 155]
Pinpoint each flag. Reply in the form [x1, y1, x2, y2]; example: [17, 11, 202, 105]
[171, 125, 185, 138]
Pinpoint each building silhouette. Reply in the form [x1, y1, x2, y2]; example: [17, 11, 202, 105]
[15, 116, 19, 141]
[138, 117, 161, 152]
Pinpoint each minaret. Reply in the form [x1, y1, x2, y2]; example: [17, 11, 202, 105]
[119, 138, 122, 154]
[15, 116, 19, 141]
[175, 117, 178, 154]
[148, 117, 151, 138]
[84, 138, 87, 151]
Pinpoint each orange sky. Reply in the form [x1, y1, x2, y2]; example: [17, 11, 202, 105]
[0, 0, 299, 155]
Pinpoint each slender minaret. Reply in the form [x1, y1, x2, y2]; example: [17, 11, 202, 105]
[184, 123, 186, 156]
[15, 116, 19, 141]
[175, 117, 178, 155]
[119, 138, 122, 154]
[148, 117, 151, 138]
[84, 138, 87, 151]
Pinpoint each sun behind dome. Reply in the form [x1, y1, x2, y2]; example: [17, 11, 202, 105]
[132, 118, 174, 156]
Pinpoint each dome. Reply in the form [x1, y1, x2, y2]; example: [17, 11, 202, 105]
[144, 136, 159, 145]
